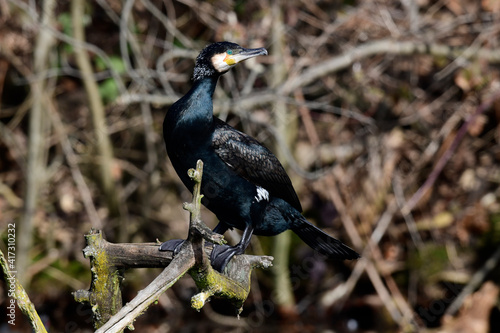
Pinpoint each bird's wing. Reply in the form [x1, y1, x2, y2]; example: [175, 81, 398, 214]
[212, 117, 302, 211]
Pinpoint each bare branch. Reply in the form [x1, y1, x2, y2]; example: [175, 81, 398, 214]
[71, 0, 121, 223]
[1, 250, 47, 332]
[279, 39, 500, 94]
[18, 0, 55, 287]
[75, 160, 273, 330]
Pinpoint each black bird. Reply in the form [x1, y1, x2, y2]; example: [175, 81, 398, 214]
[160, 42, 359, 271]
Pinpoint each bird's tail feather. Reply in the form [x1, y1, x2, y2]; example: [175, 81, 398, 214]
[291, 216, 360, 260]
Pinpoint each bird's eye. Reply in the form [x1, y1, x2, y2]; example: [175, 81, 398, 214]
[226, 50, 233, 55]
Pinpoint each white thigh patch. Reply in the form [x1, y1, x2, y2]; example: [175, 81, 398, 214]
[254, 186, 269, 202]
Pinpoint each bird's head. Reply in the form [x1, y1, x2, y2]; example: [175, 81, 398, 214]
[192, 41, 268, 81]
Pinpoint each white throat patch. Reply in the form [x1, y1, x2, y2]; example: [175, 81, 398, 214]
[211, 53, 232, 73]
[254, 186, 269, 202]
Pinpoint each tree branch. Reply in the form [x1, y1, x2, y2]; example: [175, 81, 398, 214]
[75, 160, 273, 331]
[0, 250, 47, 332]
[270, 0, 296, 312]
[279, 39, 500, 95]
[71, 0, 121, 223]
[18, 0, 55, 288]
[118, 39, 500, 110]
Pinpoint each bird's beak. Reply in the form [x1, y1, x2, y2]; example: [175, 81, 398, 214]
[225, 47, 268, 66]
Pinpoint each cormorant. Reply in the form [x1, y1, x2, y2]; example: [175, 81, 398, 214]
[160, 41, 359, 272]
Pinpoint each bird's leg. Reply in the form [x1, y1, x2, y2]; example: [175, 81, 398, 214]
[212, 222, 229, 235]
[210, 224, 254, 273]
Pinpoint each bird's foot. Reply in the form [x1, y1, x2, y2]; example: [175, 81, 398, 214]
[210, 244, 242, 273]
[161, 240, 241, 273]
[159, 239, 185, 255]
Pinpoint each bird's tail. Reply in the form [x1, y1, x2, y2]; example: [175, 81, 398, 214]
[291, 215, 360, 260]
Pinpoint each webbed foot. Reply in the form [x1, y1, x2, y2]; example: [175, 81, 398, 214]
[210, 244, 243, 273]
[160, 239, 242, 273]
[159, 239, 185, 255]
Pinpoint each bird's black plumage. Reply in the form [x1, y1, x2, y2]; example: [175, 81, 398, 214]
[160, 42, 359, 271]
[212, 117, 302, 212]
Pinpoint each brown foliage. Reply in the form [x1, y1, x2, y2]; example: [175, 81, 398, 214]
[1, 0, 500, 331]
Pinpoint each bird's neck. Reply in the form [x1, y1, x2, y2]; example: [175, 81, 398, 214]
[189, 75, 219, 100]
[181, 76, 219, 123]
[165, 76, 220, 138]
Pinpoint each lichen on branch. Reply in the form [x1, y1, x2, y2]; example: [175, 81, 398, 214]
[76, 159, 273, 331]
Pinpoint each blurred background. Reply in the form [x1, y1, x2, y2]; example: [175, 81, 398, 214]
[1, 0, 500, 332]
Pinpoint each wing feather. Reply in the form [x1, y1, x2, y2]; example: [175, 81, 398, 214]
[212, 117, 302, 211]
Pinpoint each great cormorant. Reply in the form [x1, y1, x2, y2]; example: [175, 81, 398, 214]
[160, 41, 359, 272]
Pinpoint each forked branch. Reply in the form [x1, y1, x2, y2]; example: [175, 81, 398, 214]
[75, 160, 273, 331]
